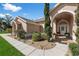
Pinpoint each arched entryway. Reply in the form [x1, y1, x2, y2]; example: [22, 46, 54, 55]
[52, 11, 75, 40]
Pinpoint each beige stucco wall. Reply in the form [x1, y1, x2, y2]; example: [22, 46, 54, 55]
[50, 3, 77, 18]
[60, 6, 77, 12]
[35, 21, 44, 30]
[15, 18, 27, 32]
[27, 22, 43, 33]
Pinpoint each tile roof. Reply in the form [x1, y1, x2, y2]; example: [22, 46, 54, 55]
[34, 18, 45, 22]
[18, 16, 34, 22]
[18, 16, 44, 23]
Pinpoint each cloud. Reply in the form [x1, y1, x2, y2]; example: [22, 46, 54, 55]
[0, 13, 11, 17]
[2, 3, 22, 12]
[0, 13, 5, 17]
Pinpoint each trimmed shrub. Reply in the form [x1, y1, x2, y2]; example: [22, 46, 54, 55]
[17, 30, 26, 39]
[69, 43, 79, 56]
[32, 32, 41, 41]
[32, 32, 50, 42]
[41, 33, 48, 40]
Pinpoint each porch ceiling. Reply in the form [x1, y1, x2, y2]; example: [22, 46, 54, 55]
[55, 12, 73, 20]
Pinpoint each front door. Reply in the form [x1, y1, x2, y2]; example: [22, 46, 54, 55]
[59, 24, 67, 35]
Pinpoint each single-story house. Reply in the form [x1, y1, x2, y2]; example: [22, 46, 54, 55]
[12, 3, 78, 41]
[11, 16, 43, 36]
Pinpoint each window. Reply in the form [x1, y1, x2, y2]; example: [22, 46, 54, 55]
[61, 26, 64, 31]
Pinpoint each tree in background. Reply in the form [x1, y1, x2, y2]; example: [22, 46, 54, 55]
[0, 17, 6, 31]
[4, 14, 13, 28]
[0, 14, 13, 32]
[44, 3, 52, 41]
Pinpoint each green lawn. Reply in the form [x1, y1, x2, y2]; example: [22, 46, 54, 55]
[0, 36, 24, 56]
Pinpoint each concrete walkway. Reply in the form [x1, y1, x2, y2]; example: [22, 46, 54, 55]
[0, 34, 68, 56]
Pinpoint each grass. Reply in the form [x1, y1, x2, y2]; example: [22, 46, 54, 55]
[0, 36, 24, 56]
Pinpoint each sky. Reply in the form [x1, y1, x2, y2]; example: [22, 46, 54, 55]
[0, 3, 56, 20]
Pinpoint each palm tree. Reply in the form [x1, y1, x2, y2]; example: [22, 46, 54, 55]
[4, 14, 13, 28]
[44, 3, 52, 41]
[0, 18, 5, 31]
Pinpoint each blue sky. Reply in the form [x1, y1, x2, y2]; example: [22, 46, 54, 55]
[0, 3, 56, 20]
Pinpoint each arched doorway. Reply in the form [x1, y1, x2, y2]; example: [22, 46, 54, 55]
[59, 23, 67, 35]
[52, 11, 75, 39]
[57, 19, 69, 35]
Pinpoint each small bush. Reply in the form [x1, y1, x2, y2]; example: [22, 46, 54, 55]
[32, 32, 51, 42]
[32, 32, 41, 41]
[5, 28, 12, 33]
[69, 43, 77, 50]
[17, 30, 26, 39]
[69, 43, 79, 56]
[41, 33, 48, 40]
[76, 27, 79, 44]
[76, 39, 79, 44]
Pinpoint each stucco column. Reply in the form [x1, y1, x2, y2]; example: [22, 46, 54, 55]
[52, 20, 56, 39]
[50, 15, 56, 39]
[15, 23, 18, 37]
[12, 23, 15, 36]
[12, 24, 14, 35]
[53, 21, 56, 33]
[12, 22, 17, 37]
[72, 14, 77, 42]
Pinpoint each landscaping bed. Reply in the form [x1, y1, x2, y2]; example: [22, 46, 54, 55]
[9, 35, 56, 50]
[9, 35, 56, 49]
[24, 40, 56, 50]
[9, 32, 56, 50]
[0, 36, 24, 56]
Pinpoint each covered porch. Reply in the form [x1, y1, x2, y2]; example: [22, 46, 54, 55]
[52, 11, 76, 41]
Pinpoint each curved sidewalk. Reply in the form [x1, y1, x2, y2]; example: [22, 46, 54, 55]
[0, 34, 68, 56]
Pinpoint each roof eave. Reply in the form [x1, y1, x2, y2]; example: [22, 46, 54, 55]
[49, 3, 61, 14]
